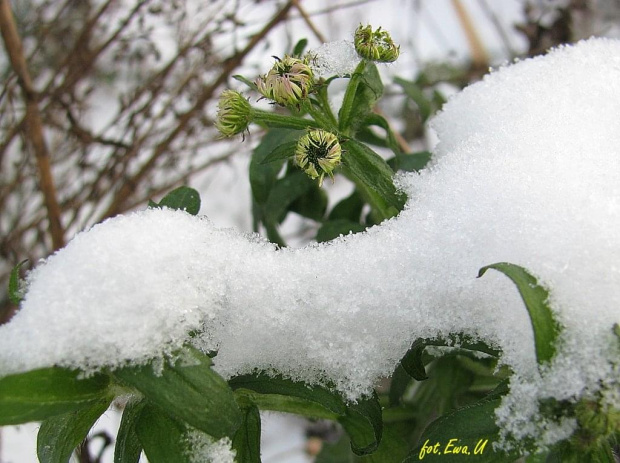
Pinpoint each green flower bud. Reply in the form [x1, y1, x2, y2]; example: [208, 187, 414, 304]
[295, 130, 342, 186]
[215, 90, 252, 138]
[256, 55, 314, 107]
[354, 24, 400, 63]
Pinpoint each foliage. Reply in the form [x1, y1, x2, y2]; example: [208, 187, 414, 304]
[2, 22, 619, 463]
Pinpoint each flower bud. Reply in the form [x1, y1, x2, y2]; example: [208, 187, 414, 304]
[215, 90, 252, 138]
[295, 130, 342, 186]
[256, 56, 314, 107]
[354, 24, 400, 63]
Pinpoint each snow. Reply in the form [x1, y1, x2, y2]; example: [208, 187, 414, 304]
[307, 40, 359, 77]
[1, 38, 619, 450]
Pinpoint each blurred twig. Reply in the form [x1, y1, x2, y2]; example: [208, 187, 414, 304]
[0, 0, 65, 250]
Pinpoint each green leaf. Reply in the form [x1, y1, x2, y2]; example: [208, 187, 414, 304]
[478, 262, 562, 365]
[289, 183, 328, 222]
[329, 191, 365, 222]
[114, 398, 145, 463]
[231, 405, 261, 463]
[292, 38, 308, 57]
[8, 259, 28, 305]
[339, 62, 383, 134]
[229, 373, 347, 418]
[316, 220, 367, 242]
[400, 336, 500, 382]
[135, 404, 191, 463]
[387, 151, 432, 172]
[388, 365, 412, 407]
[149, 186, 201, 215]
[394, 77, 432, 122]
[260, 140, 299, 164]
[362, 113, 402, 158]
[232, 74, 258, 92]
[250, 129, 302, 205]
[339, 392, 383, 456]
[113, 348, 242, 439]
[341, 138, 405, 213]
[263, 170, 314, 225]
[0, 367, 110, 425]
[362, 425, 409, 463]
[316, 425, 408, 463]
[37, 399, 111, 463]
[405, 382, 513, 463]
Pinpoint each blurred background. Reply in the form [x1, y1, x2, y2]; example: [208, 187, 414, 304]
[1, 0, 619, 461]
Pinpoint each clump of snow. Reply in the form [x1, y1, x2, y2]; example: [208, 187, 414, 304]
[185, 433, 235, 463]
[306, 40, 359, 77]
[0, 38, 619, 450]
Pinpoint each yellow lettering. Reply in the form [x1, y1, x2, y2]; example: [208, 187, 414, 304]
[474, 438, 489, 455]
[444, 438, 458, 454]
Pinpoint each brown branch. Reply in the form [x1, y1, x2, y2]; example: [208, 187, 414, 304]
[451, 0, 489, 68]
[292, 0, 327, 43]
[0, 0, 65, 250]
[100, 0, 297, 219]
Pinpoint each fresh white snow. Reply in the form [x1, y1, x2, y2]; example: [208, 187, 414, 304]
[1, 38, 619, 449]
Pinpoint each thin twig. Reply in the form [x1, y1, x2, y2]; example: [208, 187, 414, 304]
[0, 0, 65, 250]
[292, 0, 327, 43]
[100, 0, 297, 219]
[451, 0, 489, 68]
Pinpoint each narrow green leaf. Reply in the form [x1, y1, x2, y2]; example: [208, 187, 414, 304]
[260, 140, 299, 164]
[316, 220, 367, 243]
[229, 373, 347, 417]
[329, 191, 365, 222]
[405, 382, 513, 463]
[0, 367, 110, 425]
[394, 77, 432, 122]
[135, 404, 191, 463]
[363, 113, 402, 157]
[478, 262, 562, 365]
[232, 405, 261, 463]
[232, 74, 258, 92]
[263, 170, 314, 225]
[292, 38, 308, 57]
[149, 186, 201, 215]
[289, 183, 328, 222]
[389, 365, 412, 407]
[401, 338, 432, 381]
[113, 348, 242, 439]
[339, 392, 383, 456]
[37, 399, 111, 463]
[250, 129, 302, 205]
[341, 138, 405, 213]
[387, 151, 432, 173]
[114, 398, 145, 463]
[8, 259, 28, 305]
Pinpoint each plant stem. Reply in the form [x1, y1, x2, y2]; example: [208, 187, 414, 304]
[338, 60, 367, 134]
[251, 109, 320, 131]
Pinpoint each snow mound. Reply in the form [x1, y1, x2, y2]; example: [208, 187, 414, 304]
[1, 38, 619, 448]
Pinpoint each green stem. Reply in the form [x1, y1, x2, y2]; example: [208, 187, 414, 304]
[316, 84, 338, 127]
[251, 109, 319, 131]
[302, 100, 337, 131]
[338, 60, 367, 134]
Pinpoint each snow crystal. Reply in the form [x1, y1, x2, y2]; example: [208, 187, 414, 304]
[0, 38, 619, 450]
[306, 40, 359, 77]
